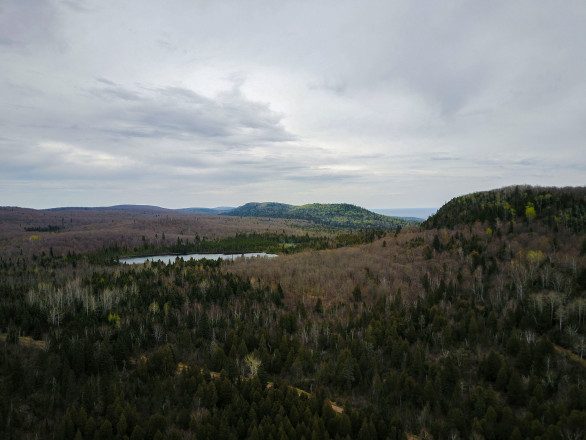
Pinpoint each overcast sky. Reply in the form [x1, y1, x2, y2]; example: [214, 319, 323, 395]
[1, 0, 585, 209]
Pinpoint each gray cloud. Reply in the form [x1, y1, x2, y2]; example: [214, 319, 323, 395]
[1, 0, 585, 209]
[0, 0, 58, 48]
[89, 84, 142, 102]
[82, 81, 295, 145]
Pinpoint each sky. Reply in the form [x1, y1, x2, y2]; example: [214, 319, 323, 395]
[1, 0, 585, 210]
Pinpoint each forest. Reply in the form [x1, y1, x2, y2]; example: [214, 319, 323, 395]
[226, 202, 417, 230]
[1, 186, 585, 440]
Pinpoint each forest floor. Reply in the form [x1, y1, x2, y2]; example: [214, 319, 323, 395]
[0, 334, 46, 350]
[554, 344, 586, 368]
[176, 361, 346, 414]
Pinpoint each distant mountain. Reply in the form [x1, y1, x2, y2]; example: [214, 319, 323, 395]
[423, 185, 586, 231]
[44, 205, 237, 215]
[44, 204, 172, 213]
[372, 208, 438, 220]
[226, 202, 419, 230]
[393, 216, 426, 222]
[176, 207, 235, 214]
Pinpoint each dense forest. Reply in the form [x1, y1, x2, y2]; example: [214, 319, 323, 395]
[1, 186, 585, 439]
[424, 186, 586, 233]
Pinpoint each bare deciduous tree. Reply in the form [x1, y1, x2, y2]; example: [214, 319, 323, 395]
[244, 353, 261, 378]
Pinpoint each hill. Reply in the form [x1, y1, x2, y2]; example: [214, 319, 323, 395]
[224, 202, 292, 217]
[423, 185, 586, 232]
[176, 206, 235, 214]
[226, 202, 419, 230]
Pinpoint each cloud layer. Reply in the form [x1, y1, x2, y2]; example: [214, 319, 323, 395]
[1, 0, 585, 208]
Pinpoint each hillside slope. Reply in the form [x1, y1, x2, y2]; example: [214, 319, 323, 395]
[226, 202, 293, 218]
[424, 185, 586, 232]
[226, 202, 418, 230]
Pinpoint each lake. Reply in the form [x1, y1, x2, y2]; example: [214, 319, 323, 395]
[119, 252, 278, 265]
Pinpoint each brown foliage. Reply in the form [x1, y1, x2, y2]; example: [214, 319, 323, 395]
[0, 206, 312, 258]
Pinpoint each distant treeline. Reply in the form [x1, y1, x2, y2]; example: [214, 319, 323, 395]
[24, 225, 61, 232]
[81, 230, 389, 265]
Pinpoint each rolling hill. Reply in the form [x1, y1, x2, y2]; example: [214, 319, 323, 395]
[225, 202, 419, 230]
[423, 185, 586, 232]
[38, 203, 423, 230]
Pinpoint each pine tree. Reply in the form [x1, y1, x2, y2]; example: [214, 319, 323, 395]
[507, 371, 525, 406]
[96, 420, 113, 440]
[116, 413, 128, 437]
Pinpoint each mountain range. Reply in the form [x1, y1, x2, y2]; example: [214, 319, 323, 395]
[43, 202, 423, 229]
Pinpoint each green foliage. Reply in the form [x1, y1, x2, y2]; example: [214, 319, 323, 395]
[24, 225, 62, 232]
[424, 185, 586, 232]
[108, 312, 120, 327]
[525, 203, 536, 223]
[479, 351, 502, 382]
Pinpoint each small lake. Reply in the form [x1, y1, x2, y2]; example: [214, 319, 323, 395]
[120, 252, 278, 265]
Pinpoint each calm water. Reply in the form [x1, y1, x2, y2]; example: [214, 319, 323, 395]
[120, 252, 277, 265]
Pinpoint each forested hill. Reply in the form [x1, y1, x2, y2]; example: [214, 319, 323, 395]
[227, 202, 293, 217]
[226, 202, 418, 230]
[424, 185, 586, 232]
